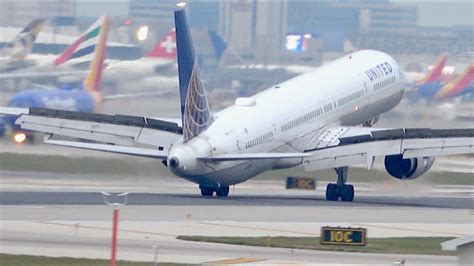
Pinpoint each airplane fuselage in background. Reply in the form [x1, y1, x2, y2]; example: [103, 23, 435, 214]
[407, 81, 444, 101]
[8, 89, 96, 112]
[4, 89, 97, 128]
[168, 50, 405, 187]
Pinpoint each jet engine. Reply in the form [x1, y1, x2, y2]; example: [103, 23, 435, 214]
[384, 154, 436, 180]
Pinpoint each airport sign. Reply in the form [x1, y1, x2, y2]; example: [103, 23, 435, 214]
[286, 176, 316, 190]
[320, 227, 367, 246]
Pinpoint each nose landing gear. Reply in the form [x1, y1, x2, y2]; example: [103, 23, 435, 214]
[325, 166, 355, 202]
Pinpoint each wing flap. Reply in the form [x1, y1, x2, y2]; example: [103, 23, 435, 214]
[44, 137, 167, 159]
[18, 115, 141, 146]
[403, 137, 473, 158]
[304, 127, 473, 171]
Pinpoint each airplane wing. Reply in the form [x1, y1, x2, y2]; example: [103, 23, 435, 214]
[303, 126, 473, 171]
[0, 107, 182, 159]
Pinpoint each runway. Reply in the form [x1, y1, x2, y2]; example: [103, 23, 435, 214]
[0, 190, 473, 210]
[0, 170, 472, 264]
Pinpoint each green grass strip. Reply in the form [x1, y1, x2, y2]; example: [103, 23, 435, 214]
[0, 253, 195, 266]
[177, 236, 456, 256]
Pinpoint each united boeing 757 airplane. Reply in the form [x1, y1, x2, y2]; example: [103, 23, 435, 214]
[1, 10, 473, 202]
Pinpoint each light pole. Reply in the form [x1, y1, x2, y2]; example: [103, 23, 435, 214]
[101, 192, 129, 266]
[152, 244, 158, 266]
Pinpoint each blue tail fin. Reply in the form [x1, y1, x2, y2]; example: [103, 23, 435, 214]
[208, 30, 228, 61]
[175, 9, 214, 142]
[207, 30, 243, 65]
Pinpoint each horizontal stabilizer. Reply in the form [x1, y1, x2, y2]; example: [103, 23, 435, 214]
[198, 152, 312, 161]
[1, 106, 182, 155]
[44, 137, 167, 159]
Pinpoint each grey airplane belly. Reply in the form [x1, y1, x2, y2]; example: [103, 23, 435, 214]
[182, 159, 277, 187]
[341, 90, 403, 126]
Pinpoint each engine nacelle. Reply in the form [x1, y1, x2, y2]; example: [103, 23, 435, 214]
[384, 155, 436, 180]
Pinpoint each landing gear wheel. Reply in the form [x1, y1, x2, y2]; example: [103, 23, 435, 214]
[200, 186, 214, 197]
[215, 186, 229, 197]
[340, 184, 354, 202]
[325, 183, 339, 201]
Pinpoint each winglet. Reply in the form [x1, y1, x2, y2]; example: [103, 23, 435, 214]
[417, 55, 446, 84]
[1, 19, 47, 61]
[146, 29, 176, 59]
[54, 16, 108, 67]
[175, 9, 214, 142]
[435, 61, 474, 100]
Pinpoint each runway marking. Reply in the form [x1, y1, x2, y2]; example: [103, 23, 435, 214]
[195, 221, 318, 236]
[204, 257, 266, 264]
[33, 221, 177, 237]
[0, 205, 45, 208]
[353, 223, 467, 237]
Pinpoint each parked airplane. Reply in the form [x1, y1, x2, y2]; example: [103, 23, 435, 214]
[406, 57, 473, 102]
[0, 19, 47, 73]
[405, 55, 447, 85]
[102, 29, 178, 92]
[1, 10, 472, 202]
[434, 62, 474, 100]
[0, 16, 109, 87]
[1, 16, 109, 143]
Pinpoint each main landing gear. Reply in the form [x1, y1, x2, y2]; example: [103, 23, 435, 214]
[326, 167, 355, 202]
[199, 185, 229, 197]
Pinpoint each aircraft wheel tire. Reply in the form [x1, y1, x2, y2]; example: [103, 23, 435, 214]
[340, 184, 354, 202]
[326, 183, 340, 201]
[200, 186, 214, 197]
[215, 186, 229, 197]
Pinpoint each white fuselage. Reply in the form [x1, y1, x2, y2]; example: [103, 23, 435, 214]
[169, 50, 406, 187]
[103, 57, 174, 84]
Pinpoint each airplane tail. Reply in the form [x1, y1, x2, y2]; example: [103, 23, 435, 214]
[207, 30, 243, 65]
[435, 61, 474, 100]
[54, 16, 107, 67]
[417, 55, 446, 84]
[81, 16, 109, 97]
[146, 29, 176, 59]
[1, 19, 47, 61]
[175, 9, 214, 142]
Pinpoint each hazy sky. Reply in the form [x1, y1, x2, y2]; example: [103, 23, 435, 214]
[75, 1, 474, 27]
[75, 0, 129, 17]
[395, 1, 474, 27]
